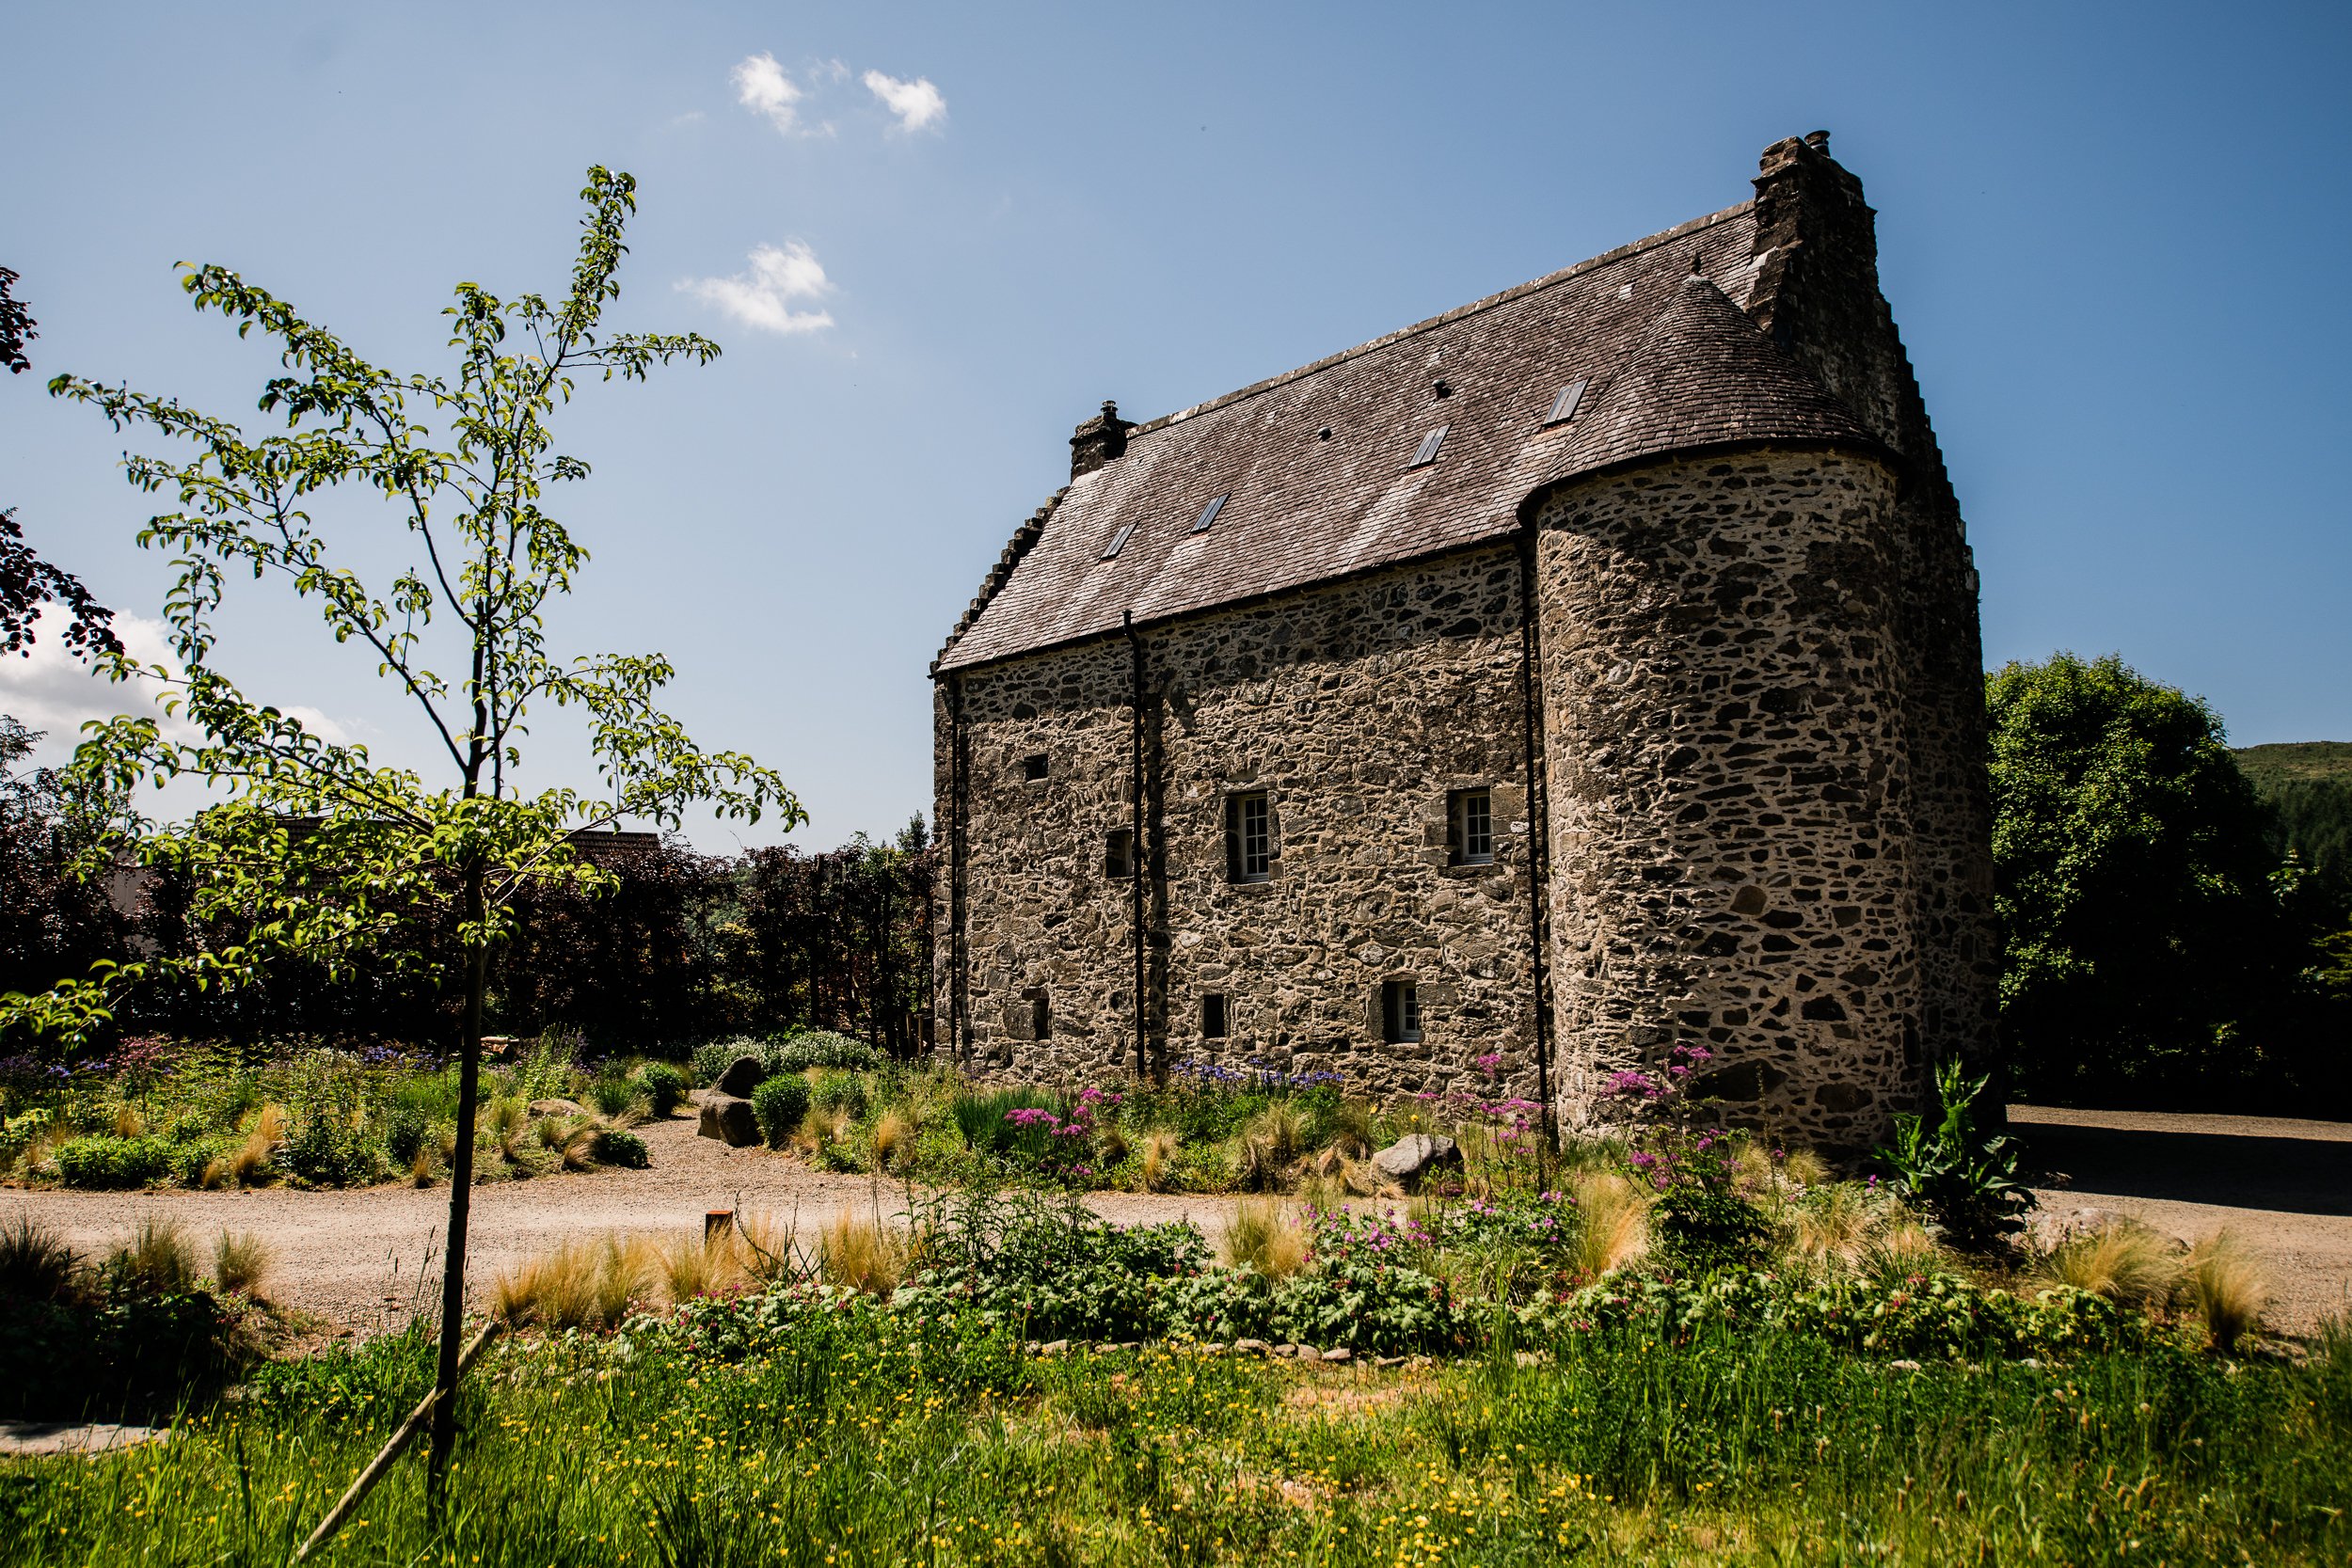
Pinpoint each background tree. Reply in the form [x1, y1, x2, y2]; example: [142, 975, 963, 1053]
[1986, 653, 2296, 1103]
[3, 169, 797, 1497]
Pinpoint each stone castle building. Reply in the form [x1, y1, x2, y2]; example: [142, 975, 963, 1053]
[930, 134, 1997, 1146]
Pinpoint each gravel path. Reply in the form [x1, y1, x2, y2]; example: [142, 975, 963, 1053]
[0, 1101, 1247, 1338]
[7, 1101, 2345, 1338]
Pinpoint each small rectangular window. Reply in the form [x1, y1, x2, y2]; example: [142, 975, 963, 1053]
[1408, 425, 1449, 467]
[1225, 790, 1272, 883]
[1201, 994, 1228, 1038]
[1381, 980, 1422, 1044]
[1027, 989, 1052, 1041]
[1190, 494, 1228, 533]
[1105, 828, 1134, 879]
[1545, 379, 1588, 425]
[1022, 754, 1049, 783]
[1448, 787, 1494, 865]
[1101, 522, 1137, 561]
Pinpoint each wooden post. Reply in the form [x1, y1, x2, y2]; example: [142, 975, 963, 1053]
[294, 1321, 499, 1561]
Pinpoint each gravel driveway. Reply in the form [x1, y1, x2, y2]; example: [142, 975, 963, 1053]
[7, 1102, 2346, 1338]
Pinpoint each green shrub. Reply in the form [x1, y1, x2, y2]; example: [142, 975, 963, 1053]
[691, 1039, 755, 1085]
[812, 1070, 869, 1121]
[53, 1135, 176, 1189]
[637, 1063, 691, 1118]
[591, 1129, 649, 1169]
[281, 1114, 380, 1187]
[752, 1076, 811, 1148]
[381, 1103, 430, 1166]
[1883, 1059, 2030, 1246]
[950, 1087, 1058, 1158]
[764, 1031, 885, 1074]
[894, 1189, 1210, 1342]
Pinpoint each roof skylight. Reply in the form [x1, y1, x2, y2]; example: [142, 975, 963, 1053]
[1100, 522, 1137, 561]
[1546, 379, 1589, 425]
[1408, 425, 1449, 467]
[1190, 495, 1228, 533]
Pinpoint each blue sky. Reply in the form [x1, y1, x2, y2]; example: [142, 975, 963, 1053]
[4, 1, 2346, 849]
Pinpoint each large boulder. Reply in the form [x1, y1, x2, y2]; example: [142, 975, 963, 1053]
[527, 1098, 586, 1119]
[714, 1054, 767, 1099]
[698, 1095, 761, 1148]
[1370, 1132, 1461, 1191]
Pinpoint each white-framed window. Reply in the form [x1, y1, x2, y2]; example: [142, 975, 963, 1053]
[1448, 787, 1494, 865]
[1225, 790, 1272, 883]
[1381, 979, 1422, 1044]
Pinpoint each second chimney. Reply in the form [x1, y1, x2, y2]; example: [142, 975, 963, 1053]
[1069, 400, 1136, 479]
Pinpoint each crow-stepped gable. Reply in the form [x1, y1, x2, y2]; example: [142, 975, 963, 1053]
[930, 134, 1996, 1147]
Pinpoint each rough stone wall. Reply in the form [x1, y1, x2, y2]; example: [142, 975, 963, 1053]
[937, 545, 1545, 1101]
[1534, 446, 1920, 1148]
[1744, 135, 2000, 1070]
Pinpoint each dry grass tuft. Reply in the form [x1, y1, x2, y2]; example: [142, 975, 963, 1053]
[1091, 1119, 1129, 1170]
[1788, 1182, 1876, 1271]
[868, 1111, 912, 1170]
[1239, 1104, 1308, 1190]
[197, 1156, 230, 1191]
[229, 1103, 288, 1186]
[1342, 1156, 1404, 1199]
[818, 1212, 908, 1296]
[1222, 1198, 1308, 1279]
[1139, 1130, 1182, 1193]
[659, 1233, 742, 1304]
[556, 1121, 599, 1172]
[1315, 1099, 1379, 1160]
[496, 1237, 651, 1330]
[213, 1231, 271, 1297]
[1859, 1220, 1939, 1288]
[2184, 1231, 2268, 1353]
[1565, 1170, 1649, 1279]
[489, 1098, 529, 1161]
[108, 1218, 198, 1295]
[111, 1104, 146, 1138]
[2032, 1219, 2180, 1308]
[0, 1215, 78, 1301]
[409, 1147, 436, 1187]
[1780, 1148, 1831, 1187]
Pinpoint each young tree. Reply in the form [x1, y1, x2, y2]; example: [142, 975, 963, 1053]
[1986, 653, 2284, 1101]
[3, 168, 798, 1494]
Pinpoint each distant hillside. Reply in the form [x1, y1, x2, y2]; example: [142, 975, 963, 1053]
[2235, 742, 2352, 890]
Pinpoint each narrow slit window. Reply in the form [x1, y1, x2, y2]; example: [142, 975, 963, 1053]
[1190, 494, 1228, 533]
[1105, 828, 1134, 879]
[1225, 790, 1272, 883]
[1022, 754, 1048, 783]
[1030, 990, 1052, 1040]
[1381, 980, 1422, 1044]
[1408, 425, 1449, 467]
[1448, 787, 1494, 865]
[1545, 379, 1589, 425]
[1201, 994, 1228, 1038]
[1101, 522, 1137, 561]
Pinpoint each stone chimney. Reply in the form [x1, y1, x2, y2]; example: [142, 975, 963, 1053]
[1069, 400, 1136, 479]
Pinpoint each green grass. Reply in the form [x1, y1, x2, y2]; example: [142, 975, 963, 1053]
[0, 1305, 2344, 1566]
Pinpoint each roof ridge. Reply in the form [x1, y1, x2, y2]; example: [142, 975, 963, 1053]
[1121, 198, 1756, 442]
[933, 486, 1070, 673]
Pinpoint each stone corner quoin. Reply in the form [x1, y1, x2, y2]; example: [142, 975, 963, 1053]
[923, 131, 1997, 1151]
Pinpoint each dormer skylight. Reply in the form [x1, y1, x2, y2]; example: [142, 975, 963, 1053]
[1190, 494, 1228, 533]
[1100, 522, 1137, 561]
[1408, 425, 1449, 468]
[1546, 379, 1589, 425]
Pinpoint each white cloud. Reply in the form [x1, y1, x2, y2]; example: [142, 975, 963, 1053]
[676, 243, 836, 335]
[732, 52, 806, 135]
[863, 70, 946, 133]
[0, 610, 355, 769]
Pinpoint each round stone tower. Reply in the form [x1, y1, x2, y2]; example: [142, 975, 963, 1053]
[1530, 276, 1920, 1148]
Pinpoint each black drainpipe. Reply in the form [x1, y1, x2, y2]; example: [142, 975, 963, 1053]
[1515, 525, 1558, 1153]
[1124, 610, 1147, 1082]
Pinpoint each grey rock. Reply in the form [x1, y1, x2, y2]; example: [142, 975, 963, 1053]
[1039, 1338, 1070, 1357]
[1370, 1133, 1462, 1189]
[527, 1098, 585, 1119]
[1321, 1348, 1352, 1363]
[1232, 1338, 1271, 1357]
[715, 1054, 767, 1099]
[1375, 1355, 1407, 1370]
[697, 1095, 760, 1147]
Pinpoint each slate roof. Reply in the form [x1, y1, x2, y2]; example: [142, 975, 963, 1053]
[936, 198, 1879, 673]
